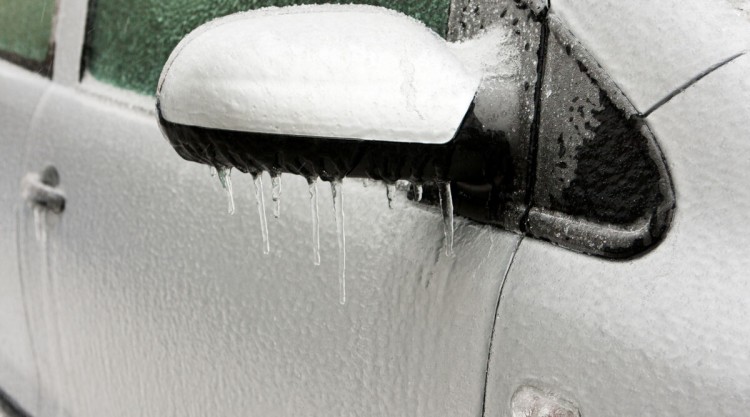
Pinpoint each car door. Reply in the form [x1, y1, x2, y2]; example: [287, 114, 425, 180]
[11, 1, 523, 416]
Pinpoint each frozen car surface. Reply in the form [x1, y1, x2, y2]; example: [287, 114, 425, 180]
[0, 0, 749, 416]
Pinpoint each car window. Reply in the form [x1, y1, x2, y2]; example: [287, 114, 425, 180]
[83, 0, 451, 95]
[0, 0, 56, 75]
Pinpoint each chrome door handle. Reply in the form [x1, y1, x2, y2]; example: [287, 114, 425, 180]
[21, 166, 65, 214]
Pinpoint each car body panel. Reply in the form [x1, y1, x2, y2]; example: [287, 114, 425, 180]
[552, 0, 750, 113]
[486, 54, 750, 416]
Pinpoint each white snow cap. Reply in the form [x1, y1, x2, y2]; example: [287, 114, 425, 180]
[157, 5, 481, 144]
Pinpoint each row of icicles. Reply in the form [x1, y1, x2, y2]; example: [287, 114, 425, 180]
[210, 166, 455, 305]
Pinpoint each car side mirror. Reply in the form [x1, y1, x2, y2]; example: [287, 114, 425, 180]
[156, 5, 515, 186]
[155, 3, 676, 265]
[156, 5, 523, 303]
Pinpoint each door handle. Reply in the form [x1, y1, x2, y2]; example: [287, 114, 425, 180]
[21, 166, 65, 214]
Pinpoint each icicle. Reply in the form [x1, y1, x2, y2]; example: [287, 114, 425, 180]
[271, 173, 282, 219]
[253, 174, 270, 255]
[331, 180, 346, 304]
[386, 183, 395, 209]
[438, 181, 455, 257]
[209, 166, 217, 177]
[415, 184, 423, 202]
[309, 179, 321, 266]
[217, 167, 235, 214]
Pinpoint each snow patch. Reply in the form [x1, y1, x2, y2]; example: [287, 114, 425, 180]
[158, 5, 483, 144]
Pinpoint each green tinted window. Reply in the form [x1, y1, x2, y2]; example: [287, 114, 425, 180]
[85, 0, 451, 95]
[0, 0, 56, 72]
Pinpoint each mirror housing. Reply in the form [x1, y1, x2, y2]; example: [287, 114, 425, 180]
[157, 5, 481, 145]
[157, 4, 515, 187]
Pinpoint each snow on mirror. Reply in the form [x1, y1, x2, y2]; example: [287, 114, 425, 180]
[156, 5, 518, 304]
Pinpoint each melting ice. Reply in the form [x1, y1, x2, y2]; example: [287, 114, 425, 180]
[386, 183, 395, 209]
[216, 167, 235, 214]
[438, 181, 455, 257]
[253, 174, 270, 255]
[331, 180, 346, 305]
[206, 170, 460, 305]
[271, 173, 282, 219]
[309, 179, 321, 266]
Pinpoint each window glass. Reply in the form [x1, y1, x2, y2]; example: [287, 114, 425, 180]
[85, 0, 451, 95]
[0, 0, 56, 73]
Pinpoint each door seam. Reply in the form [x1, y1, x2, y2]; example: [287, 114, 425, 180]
[640, 51, 746, 117]
[480, 235, 523, 417]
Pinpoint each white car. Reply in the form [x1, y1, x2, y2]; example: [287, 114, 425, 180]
[1, 0, 749, 416]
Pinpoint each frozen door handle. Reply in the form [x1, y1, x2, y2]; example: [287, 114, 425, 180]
[21, 166, 65, 214]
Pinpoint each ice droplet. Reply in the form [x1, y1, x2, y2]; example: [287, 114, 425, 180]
[415, 184, 423, 202]
[253, 174, 270, 255]
[386, 183, 395, 209]
[438, 181, 455, 257]
[309, 179, 321, 266]
[209, 166, 217, 177]
[217, 167, 235, 215]
[331, 180, 346, 305]
[271, 173, 281, 219]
